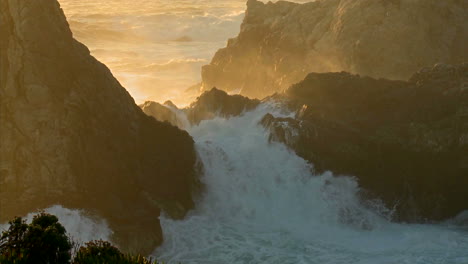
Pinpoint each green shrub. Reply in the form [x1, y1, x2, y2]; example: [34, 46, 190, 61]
[73, 240, 160, 264]
[72, 240, 122, 263]
[0, 213, 72, 264]
[0, 214, 164, 264]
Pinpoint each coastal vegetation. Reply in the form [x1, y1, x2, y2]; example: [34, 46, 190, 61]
[0, 213, 161, 264]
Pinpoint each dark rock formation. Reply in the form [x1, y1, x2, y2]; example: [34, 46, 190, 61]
[140, 101, 181, 128]
[202, 0, 468, 99]
[142, 88, 260, 126]
[260, 113, 302, 148]
[0, 0, 197, 254]
[186, 88, 260, 125]
[262, 63, 468, 221]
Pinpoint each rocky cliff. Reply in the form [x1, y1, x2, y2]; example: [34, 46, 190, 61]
[0, 0, 197, 254]
[201, 0, 468, 99]
[262, 63, 468, 221]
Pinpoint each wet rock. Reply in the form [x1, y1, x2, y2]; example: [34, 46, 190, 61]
[260, 113, 301, 147]
[262, 63, 468, 222]
[186, 88, 261, 124]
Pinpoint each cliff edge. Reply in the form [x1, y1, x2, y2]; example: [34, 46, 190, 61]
[0, 0, 197, 254]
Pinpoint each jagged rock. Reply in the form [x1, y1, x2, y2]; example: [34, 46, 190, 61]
[163, 100, 178, 109]
[140, 101, 181, 128]
[260, 113, 301, 147]
[262, 63, 468, 222]
[0, 0, 197, 254]
[185, 88, 260, 125]
[202, 0, 468, 99]
[140, 89, 260, 127]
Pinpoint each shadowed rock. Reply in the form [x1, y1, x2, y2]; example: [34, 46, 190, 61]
[186, 88, 261, 125]
[142, 88, 261, 126]
[0, 0, 197, 254]
[262, 63, 468, 221]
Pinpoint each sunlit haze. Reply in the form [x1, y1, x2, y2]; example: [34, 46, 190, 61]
[58, 0, 311, 106]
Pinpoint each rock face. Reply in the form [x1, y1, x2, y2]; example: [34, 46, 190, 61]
[0, 0, 197, 254]
[201, 0, 468, 99]
[262, 64, 468, 221]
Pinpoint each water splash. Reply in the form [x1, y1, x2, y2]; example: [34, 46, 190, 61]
[155, 102, 468, 264]
[0, 205, 112, 246]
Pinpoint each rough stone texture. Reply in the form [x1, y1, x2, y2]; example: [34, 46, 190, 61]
[0, 0, 197, 254]
[202, 0, 468, 99]
[142, 88, 260, 126]
[186, 88, 260, 125]
[262, 63, 468, 222]
[140, 101, 182, 128]
[260, 113, 302, 148]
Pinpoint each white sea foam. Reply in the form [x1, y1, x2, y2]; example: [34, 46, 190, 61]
[154, 102, 468, 264]
[0, 205, 111, 246]
[2, 103, 467, 263]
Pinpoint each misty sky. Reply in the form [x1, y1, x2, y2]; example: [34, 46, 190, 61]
[59, 0, 312, 106]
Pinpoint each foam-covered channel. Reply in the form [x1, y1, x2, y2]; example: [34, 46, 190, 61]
[155, 103, 468, 264]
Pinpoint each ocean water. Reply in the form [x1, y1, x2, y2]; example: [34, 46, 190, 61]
[58, 0, 311, 106]
[58, 0, 246, 105]
[154, 102, 468, 264]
